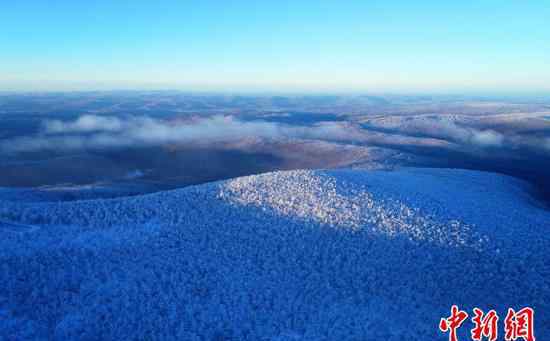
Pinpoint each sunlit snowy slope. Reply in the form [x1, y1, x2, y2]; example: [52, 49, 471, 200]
[1, 168, 549, 340]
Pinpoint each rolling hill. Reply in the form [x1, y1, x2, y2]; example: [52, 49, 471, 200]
[1, 168, 549, 340]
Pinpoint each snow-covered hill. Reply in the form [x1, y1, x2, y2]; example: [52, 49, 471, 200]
[0, 168, 549, 340]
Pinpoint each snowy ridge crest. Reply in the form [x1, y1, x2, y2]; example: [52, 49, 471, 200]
[219, 170, 486, 249]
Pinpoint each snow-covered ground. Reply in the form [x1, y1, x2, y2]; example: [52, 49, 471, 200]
[0, 168, 548, 340]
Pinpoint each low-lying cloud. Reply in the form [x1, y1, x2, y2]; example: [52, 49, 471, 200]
[1, 115, 359, 153]
[378, 118, 505, 148]
[44, 115, 124, 133]
[2, 114, 548, 159]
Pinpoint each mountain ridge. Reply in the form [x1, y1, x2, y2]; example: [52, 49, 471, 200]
[1, 168, 549, 340]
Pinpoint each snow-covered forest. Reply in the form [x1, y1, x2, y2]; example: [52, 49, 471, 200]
[1, 168, 549, 340]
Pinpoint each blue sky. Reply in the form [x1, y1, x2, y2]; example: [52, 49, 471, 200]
[1, 1, 549, 93]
